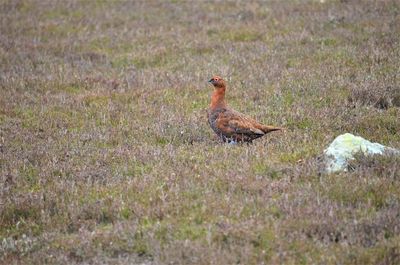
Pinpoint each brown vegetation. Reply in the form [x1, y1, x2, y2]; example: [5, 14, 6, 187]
[1, 0, 400, 264]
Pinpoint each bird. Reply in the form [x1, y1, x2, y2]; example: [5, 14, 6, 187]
[207, 76, 283, 143]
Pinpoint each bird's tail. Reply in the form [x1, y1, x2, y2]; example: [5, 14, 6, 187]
[261, 125, 284, 134]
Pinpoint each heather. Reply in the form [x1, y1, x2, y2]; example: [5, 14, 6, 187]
[1, 1, 400, 264]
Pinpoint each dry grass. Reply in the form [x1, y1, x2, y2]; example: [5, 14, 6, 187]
[1, 0, 400, 264]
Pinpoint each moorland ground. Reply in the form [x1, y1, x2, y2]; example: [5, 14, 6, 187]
[1, 0, 400, 264]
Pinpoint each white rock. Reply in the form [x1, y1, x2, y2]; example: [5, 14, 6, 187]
[324, 133, 399, 173]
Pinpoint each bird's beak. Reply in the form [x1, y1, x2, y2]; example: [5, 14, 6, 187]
[208, 79, 213, 83]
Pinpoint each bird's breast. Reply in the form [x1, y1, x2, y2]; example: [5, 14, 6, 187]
[208, 108, 226, 134]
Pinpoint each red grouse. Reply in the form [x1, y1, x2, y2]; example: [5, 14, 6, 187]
[207, 76, 282, 143]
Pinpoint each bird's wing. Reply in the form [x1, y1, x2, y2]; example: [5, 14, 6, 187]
[228, 119, 265, 135]
[216, 109, 265, 136]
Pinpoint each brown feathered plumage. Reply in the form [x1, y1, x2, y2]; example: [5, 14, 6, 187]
[207, 76, 282, 143]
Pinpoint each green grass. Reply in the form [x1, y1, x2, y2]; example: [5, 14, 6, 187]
[1, 0, 400, 264]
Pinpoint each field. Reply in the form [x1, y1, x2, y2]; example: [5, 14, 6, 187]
[1, 0, 400, 264]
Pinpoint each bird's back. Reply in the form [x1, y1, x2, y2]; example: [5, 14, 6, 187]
[208, 106, 278, 142]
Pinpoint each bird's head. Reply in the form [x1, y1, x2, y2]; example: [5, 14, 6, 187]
[208, 76, 226, 88]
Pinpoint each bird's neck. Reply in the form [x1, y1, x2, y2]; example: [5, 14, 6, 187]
[210, 86, 227, 109]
